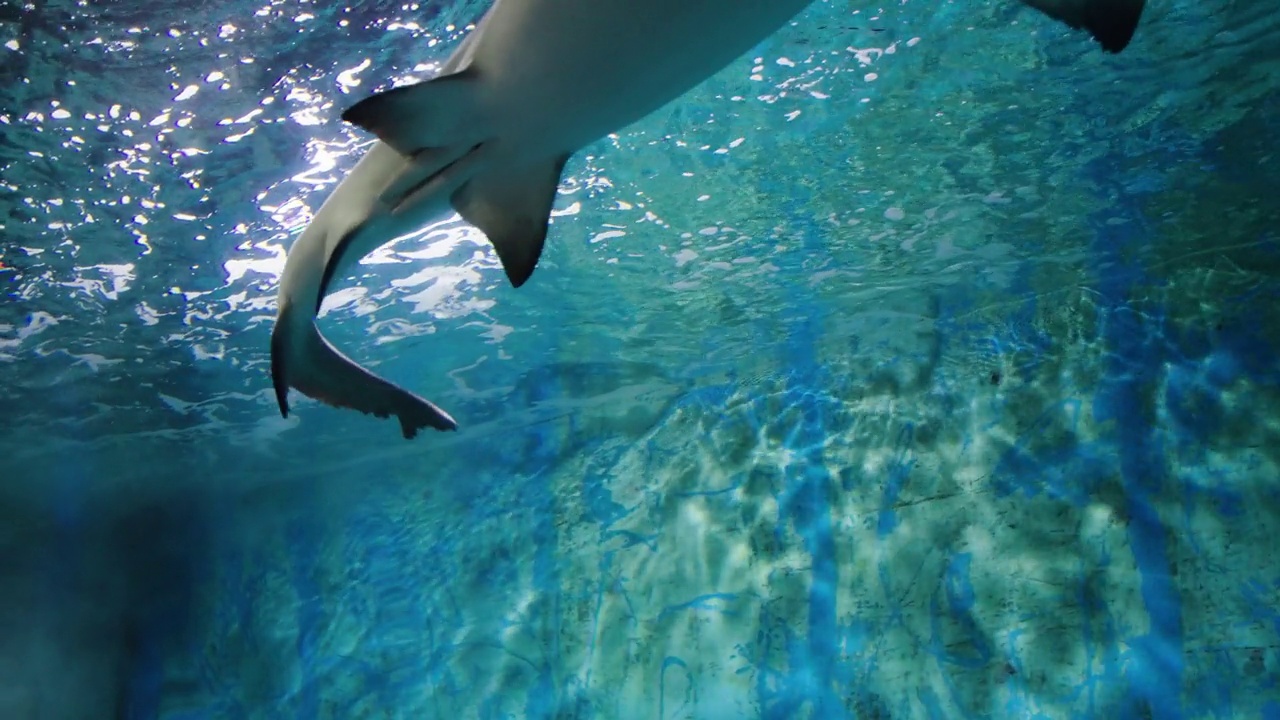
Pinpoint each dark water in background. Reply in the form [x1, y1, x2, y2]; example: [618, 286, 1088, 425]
[2, 0, 1280, 717]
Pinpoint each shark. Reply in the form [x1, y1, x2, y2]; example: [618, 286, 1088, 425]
[270, 0, 1147, 439]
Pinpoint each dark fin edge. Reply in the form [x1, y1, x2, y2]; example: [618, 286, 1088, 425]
[1082, 0, 1146, 53]
[270, 307, 291, 419]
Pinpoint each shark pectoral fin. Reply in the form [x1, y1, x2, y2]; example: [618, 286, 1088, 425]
[341, 69, 486, 156]
[450, 154, 571, 288]
[271, 311, 457, 438]
[1020, 0, 1146, 53]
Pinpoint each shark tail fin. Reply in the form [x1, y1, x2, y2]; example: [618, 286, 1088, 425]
[271, 305, 457, 438]
[1021, 0, 1147, 53]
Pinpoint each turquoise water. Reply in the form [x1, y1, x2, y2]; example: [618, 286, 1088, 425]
[2, 0, 1280, 717]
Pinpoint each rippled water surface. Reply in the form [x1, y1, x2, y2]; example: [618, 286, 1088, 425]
[2, 0, 1280, 718]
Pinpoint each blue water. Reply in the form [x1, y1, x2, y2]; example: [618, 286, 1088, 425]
[2, 0, 1279, 717]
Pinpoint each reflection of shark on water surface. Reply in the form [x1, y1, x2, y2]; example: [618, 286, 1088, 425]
[444, 360, 688, 459]
[271, 0, 1148, 439]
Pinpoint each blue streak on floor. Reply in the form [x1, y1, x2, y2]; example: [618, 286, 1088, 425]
[513, 373, 568, 719]
[1087, 162, 1186, 720]
[876, 422, 916, 537]
[757, 204, 843, 718]
[285, 513, 322, 720]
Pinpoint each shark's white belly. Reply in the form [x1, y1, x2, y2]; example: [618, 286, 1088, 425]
[468, 0, 815, 157]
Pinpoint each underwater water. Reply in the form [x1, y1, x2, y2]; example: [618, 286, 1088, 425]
[3, 0, 1280, 717]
